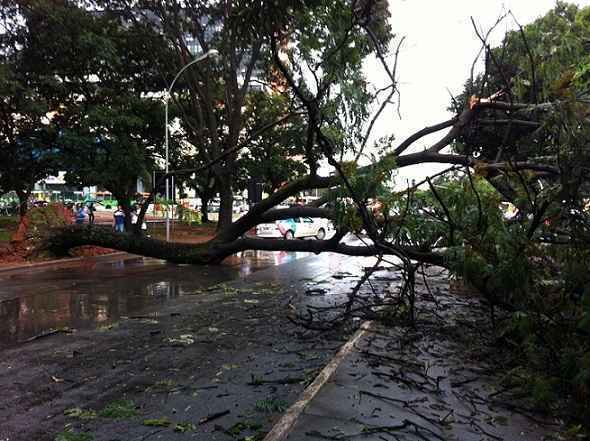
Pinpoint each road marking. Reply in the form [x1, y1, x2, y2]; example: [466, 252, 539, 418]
[263, 321, 373, 441]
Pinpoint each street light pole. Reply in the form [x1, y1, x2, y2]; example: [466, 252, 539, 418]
[164, 49, 218, 242]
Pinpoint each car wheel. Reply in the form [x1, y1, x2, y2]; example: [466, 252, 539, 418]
[284, 230, 295, 240]
[316, 228, 326, 240]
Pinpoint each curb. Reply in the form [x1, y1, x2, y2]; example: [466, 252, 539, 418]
[0, 251, 129, 274]
[263, 321, 374, 441]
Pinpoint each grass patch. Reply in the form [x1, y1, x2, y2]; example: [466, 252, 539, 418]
[0, 215, 18, 228]
[98, 399, 138, 418]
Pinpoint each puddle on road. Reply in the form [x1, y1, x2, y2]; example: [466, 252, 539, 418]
[0, 250, 309, 348]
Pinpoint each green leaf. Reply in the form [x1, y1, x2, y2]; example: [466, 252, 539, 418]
[99, 400, 138, 419]
[143, 417, 172, 427]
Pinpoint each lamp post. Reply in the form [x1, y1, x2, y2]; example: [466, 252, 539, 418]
[164, 49, 218, 242]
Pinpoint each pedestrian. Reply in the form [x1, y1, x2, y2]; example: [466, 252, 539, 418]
[131, 205, 138, 225]
[75, 204, 86, 225]
[87, 202, 95, 225]
[113, 205, 125, 232]
[131, 206, 148, 236]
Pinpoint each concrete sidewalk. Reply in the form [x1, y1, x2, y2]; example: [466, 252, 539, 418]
[0, 251, 129, 274]
[274, 270, 562, 441]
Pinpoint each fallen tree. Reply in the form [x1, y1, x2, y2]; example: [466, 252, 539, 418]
[42, 0, 590, 428]
[46, 91, 569, 266]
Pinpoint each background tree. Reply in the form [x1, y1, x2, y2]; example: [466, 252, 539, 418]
[103, 0, 268, 229]
[451, 1, 590, 163]
[0, 2, 61, 217]
[10, 0, 170, 226]
[102, 0, 390, 229]
[237, 92, 308, 195]
[173, 142, 219, 223]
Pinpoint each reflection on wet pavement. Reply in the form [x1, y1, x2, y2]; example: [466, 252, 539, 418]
[0, 250, 310, 347]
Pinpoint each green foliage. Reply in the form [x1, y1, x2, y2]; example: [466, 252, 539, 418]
[174, 422, 197, 433]
[61, 96, 163, 202]
[0, 7, 61, 202]
[0, 0, 167, 208]
[329, 149, 398, 233]
[450, 178, 590, 423]
[480, 1, 588, 103]
[388, 173, 504, 252]
[22, 204, 72, 248]
[177, 205, 202, 225]
[255, 398, 288, 413]
[275, 0, 394, 161]
[98, 399, 138, 419]
[64, 407, 97, 420]
[531, 376, 560, 411]
[143, 417, 171, 427]
[237, 92, 308, 192]
[226, 421, 263, 437]
[451, 2, 590, 162]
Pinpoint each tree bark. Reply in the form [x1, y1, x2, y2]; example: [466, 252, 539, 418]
[200, 197, 210, 223]
[217, 180, 233, 230]
[15, 189, 29, 219]
[44, 93, 563, 266]
[46, 225, 446, 267]
[47, 225, 219, 264]
[112, 190, 134, 232]
[196, 183, 215, 224]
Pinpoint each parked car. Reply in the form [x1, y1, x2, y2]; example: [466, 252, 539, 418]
[256, 217, 332, 240]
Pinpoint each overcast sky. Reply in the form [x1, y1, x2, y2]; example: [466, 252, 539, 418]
[365, 0, 590, 187]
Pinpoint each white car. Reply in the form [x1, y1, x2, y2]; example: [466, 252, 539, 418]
[256, 217, 332, 240]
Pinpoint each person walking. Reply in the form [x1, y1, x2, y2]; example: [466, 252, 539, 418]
[113, 205, 125, 232]
[75, 204, 86, 225]
[130, 205, 148, 236]
[87, 202, 95, 225]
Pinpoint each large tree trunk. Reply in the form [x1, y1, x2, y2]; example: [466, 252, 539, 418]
[45, 224, 445, 267]
[200, 198, 210, 223]
[196, 185, 215, 224]
[217, 180, 233, 230]
[12, 189, 31, 244]
[15, 189, 29, 219]
[47, 225, 221, 264]
[112, 188, 134, 232]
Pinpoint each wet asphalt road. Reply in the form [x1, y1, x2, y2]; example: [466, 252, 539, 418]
[0, 250, 312, 347]
[0, 248, 563, 441]
[0, 251, 377, 441]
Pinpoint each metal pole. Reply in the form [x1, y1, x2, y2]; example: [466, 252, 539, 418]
[165, 96, 170, 242]
[163, 49, 218, 243]
[171, 174, 175, 234]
